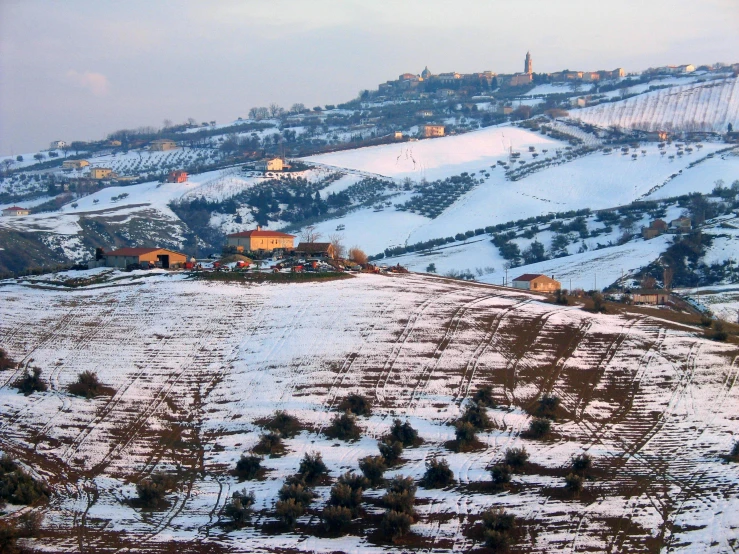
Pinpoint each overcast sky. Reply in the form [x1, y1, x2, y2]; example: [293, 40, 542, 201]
[1, 0, 737, 155]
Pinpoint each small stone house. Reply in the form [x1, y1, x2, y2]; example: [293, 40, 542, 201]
[631, 289, 670, 305]
[669, 217, 692, 232]
[422, 125, 445, 138]
[511, 274, 561, 292]
[150, 139, 177, 151]
[62, 159, 89, 170]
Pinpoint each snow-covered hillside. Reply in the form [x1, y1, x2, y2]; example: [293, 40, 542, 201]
[0, 272, 736, 552]
[571, 76, 739, 133]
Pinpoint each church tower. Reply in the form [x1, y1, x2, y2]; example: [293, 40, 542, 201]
[525, 51, 533, 75]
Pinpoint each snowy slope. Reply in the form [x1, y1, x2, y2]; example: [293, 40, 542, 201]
[570, 76, 739, 133]
[0, 272, 736, 552]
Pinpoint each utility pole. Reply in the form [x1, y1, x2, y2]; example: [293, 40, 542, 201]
[505, 267, 508, 287]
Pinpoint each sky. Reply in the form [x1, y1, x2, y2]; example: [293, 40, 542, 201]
[1, 0, 737, 155]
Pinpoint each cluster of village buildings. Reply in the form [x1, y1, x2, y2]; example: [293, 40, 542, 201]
[378, 52, 629, 97]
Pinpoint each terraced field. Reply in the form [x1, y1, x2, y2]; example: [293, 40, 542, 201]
[0, 271, 737, 552]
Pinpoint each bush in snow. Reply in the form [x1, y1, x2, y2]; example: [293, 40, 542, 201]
[490, 463, 512, 485]
[571, 453, 592, 475]
[359, 455, 386, 487]
[278, 481, 315, 505]
[564, 472, 584, 496]
[481, 507, 516, 551]
[388, 419, 420, 447]
[297, 451, 328, 485]
[454, 421, 478, 450]
[526, 417, 551, 439]
[338, 393, 372, 416]
[535, 394, 560, 420]
[252, 431, 285, 457]
[378, 439, 403, 465]
[135, 472, 176, 508]
[472, 385, 496, 407]
[0, 455, 49, 507]
[261, 411, 302, 438]
[223, 489, 255, 527]
[0, 348, 17, 371]
[15, 368, 47, 395]
[322, 505, 353, 534]
[325, 411, 361, 441]
[275, 498, 304, 528]
[68, 371, 114, 399]
[382, 476, 416, 516]
[458, 403, 493, 430]
[504, 447, 529, 469]
[234, 454, 262, 480]
[421, 457, 454, 488]
[380, 510, 413, 541]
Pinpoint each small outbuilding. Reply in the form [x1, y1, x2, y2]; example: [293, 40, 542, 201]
[295, 242, 336, 259]
[511, 273, 561, 292]
[255, 158, 284, 172]
[631, 289, 670, 305]
[150, 139, 177, 151]
[166, 170, 188, 183]
[2, 206, 30, 216]
[104, 247, 187, 269]
[62, 159, 89, 170]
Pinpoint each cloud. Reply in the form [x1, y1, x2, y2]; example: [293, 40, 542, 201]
[65, 70, 110, 96]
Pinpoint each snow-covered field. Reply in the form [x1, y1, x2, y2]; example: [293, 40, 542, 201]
[571, 77, 739, 133]
[0, 272, 737, 552]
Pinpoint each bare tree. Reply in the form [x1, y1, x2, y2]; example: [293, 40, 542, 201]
[269, 103, 283, 118]
[348, 247, 368, 265]
[663, 266, 675, 290]
[300, 225, 321, 244]
[163, 119, 173, 129]
[329, 234, 345, 260]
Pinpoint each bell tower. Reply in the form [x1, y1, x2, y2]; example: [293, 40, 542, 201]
[525, 51, 533, 75]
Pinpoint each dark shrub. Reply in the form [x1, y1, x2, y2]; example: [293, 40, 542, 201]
[490, 463, 512, 485]
[338, 471, 368, 492]
[536, 394, 560, 419]
[527, 417, 551, 438]
[338, 393, 372, 416]
[0, 455, 49, 506]
[15, 367, 47, 395]
[571, 453, 592, 475]
[378, 439, 403, 465]
[275, 498, 304, 528]
[472, 385, 496, 407]
[565, 472, 584, 495]
[482, 506, 515, 533]
[325, 412, 361, 441]
[713, 321, 728, 341]
[700, 314, 713, 327]
[591, 292, 606, 313]
[484, 529, 511, 551]
[380, 509, 413, 540]
[262, 411, 302, 437]
[454, 421, 477, 449]
[421, 457, 454, 488]
[278, 482, 315, 505]
[0, 348, 17, 371]
[359, 455, 386, 487]
[731, 441, 739, 460]
[297, 451, 328, 485]
[388, 419, 419, 447]
[459, 403, 493, 429]
[252, 432, 284, 456]
[68, 370, 114, 398]
[223, 489, 255, 526]
[323, 505, 353, 533]
[382, 475, 417, 515]
[234, 454, 262, 480]
[329, 482, 362, 514]
[504, 447, 528, 469]
[135, 472, 176, 507]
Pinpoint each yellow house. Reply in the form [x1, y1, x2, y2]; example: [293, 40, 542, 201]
[150, 139, 177, 151]
[422, 125, 445, 138]
[62, 159, 90, 170]
[227, 226, 295, 252]
[255, 158, 284, 171]
[511, 273, 561, 292]
[90, 167, 114, 179]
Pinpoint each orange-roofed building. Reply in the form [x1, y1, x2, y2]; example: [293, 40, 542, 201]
[166, 170, 188, 183]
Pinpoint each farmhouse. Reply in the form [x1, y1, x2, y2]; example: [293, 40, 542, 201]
[422, 125, 445, 138]
[631, 289, 670, 305]
[511, 273, 561, 292]
[62, 159, 89, 170]
[255, 157, 284, 171]
[90, 167, 114, 180]
[669, 216, 692, 232]
[2, 206, 30, 216]
[226, 226, 295, 252]
[642, 218, 668, 239]
[150, 139, 177, 151]
[295, 242, 336, 259]
[103, 247, 187, 269]
[166, 170, 188, 183]
[49, 140, 66, 149]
